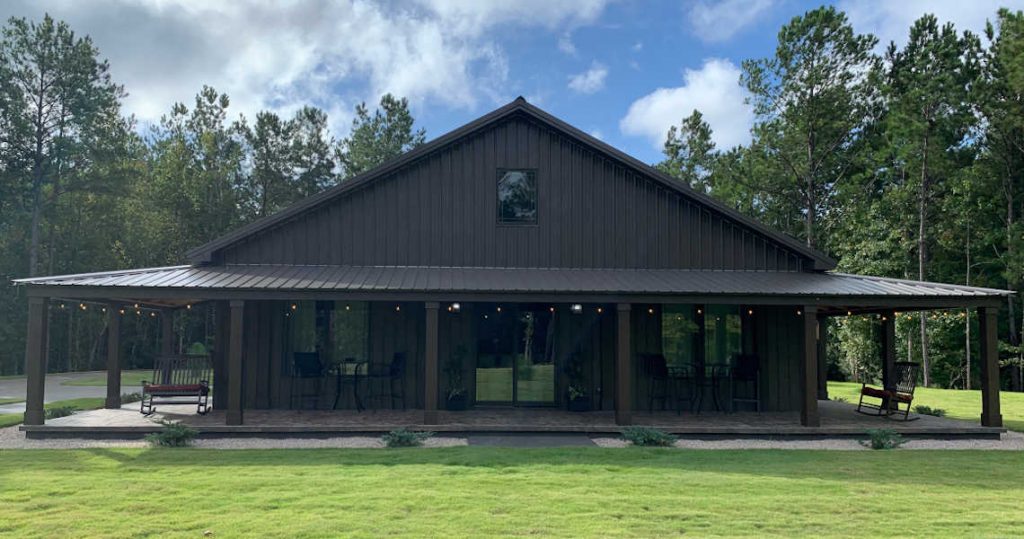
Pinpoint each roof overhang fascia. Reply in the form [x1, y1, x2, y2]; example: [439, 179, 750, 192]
[21, 283, 1005, 310]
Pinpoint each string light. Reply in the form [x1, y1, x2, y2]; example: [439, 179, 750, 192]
[290, 304, 298, 311]
[648, 307, 654, 315]
[395, 305, 401, 312]
[596, 307, 603, 314]
[797, 310, 802, 316]
[747, 308, 753, 316]
[186, 304, 192, 310]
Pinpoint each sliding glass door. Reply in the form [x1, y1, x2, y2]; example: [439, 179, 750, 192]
[475, 304, 556, 406]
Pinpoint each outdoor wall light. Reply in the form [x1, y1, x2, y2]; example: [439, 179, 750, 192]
[797, 310, 802, 316]
[747, 309, 754, 316]
[449, 302, 461, 313]
[596, 307, 603, 314]
[395, 305, 401, 312]
[345, 304, 351, 311]
[696, 308, 703, 315]
[571, 303, 583, 314]
[290, 303, 298, 311]
[186, 304, 192, 310]
[496, 306, 502, 313]
[549, 306, 555, 312]
[648, 307, 654, 315]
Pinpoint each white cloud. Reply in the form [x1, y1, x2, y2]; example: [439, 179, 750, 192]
[588, 128, 604, 140]
[568, 62, 609, 94]
[620, 58, 753, 150]
[839, 0, 1011, 49]
[558, 33, 577, 55]
[1, 0, 611, 135]
[687, 0, 775, 43]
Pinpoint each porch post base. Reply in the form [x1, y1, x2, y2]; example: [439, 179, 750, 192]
[423, 410, 438, 425]
[23, 409, 45, 426]
[981, 413, 1002, 428]
[226, 410, 243, 425]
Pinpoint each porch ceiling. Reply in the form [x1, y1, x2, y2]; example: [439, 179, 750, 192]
[13, 264, 1012, 310]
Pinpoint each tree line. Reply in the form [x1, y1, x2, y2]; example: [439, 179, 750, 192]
[658, 7, 1024, 390]
[1, 8, 1022, 395]
[0, 15, 424, 374]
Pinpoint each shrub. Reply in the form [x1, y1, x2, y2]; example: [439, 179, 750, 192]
[145, 420, 198, 447]
[621, 426, 677, 447]
[862, 428, 906, 450]
[120, 392, 143, 404]
[913, 405, 945, 417]
[382, 428, 434, 448]
[44, 405, 78, 420]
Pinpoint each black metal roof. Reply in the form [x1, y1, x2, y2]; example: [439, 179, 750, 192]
[15, 264, 1011, 301]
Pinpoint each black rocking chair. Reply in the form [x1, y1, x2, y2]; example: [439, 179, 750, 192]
[856, 361, 920, 421]
[290, 352, 325, 410]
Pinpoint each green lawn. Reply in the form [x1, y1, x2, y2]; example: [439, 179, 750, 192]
[0, 448, 1021, 537]
[829, 381, 1024, 432]
[0, 397, 105, 429]
[0, 397, 23, 405]
[60, 369, 150, 387]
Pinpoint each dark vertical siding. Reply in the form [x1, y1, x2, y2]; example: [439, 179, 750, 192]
[221, 115, 807, 271]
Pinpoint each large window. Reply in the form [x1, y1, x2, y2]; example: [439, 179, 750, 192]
[662, 305, 700, 368]
[286, 301, 369, 370]
[704, 305, 742, 365]
[661, 304, 743, 367]
[497, 169, 537, 224]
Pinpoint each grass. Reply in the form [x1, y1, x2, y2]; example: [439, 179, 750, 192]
[0, 397, 105, 429]
[60, 369, 150, 387]
[0, 449, 1022, 537]
[829, 381, 1024, 432]
[475, 364, 554, 403]
[0, 397, 23, 405]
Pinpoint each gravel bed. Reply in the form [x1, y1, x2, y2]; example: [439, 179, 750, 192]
[0, 426, 466, 449]
[592, 430, 1024, 450]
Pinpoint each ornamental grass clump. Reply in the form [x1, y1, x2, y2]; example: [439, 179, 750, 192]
[913, 405, 946, 417]
[863, 428, 906, 450]
[44, 405, 78, 420]
[382, 428, 434, 448]
[621, 426, 677, 447]
[145, 420, 199, 447]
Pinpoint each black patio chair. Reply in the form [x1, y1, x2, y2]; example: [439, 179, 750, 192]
[730, 354, 760, 412]
[857, 361, 920, 421]
[290, 352, 324, 410]
[366, 352, 407, 410]
[640, 354, 671, 412]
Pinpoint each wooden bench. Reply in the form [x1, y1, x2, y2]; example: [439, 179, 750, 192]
[141, 355, 212, 415]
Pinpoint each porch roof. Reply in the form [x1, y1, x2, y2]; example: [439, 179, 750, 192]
[14, 264, 1011, 309]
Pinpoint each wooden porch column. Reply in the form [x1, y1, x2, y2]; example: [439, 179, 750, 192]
[979, 306, 1003, 427]
[424, 302, 440, 425]
[104, 303, 122, 409]
[816, 315, 828, 400]
[23, 297, 49, 426]
[880, 310, 896, 389]
[226, 300, 245, 425]
[615, 303, 632, 426]
[160, 308, 175, 357]
[801, 306, 820, 427]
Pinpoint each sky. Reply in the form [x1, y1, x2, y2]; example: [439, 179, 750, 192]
[3, 0, 1022, 164]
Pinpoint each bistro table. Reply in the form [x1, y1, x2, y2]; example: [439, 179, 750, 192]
[330, 359, 366, 411]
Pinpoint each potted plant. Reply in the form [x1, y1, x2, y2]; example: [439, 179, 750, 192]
[445, 345, 469, 411]
[564, 353, 592, 412]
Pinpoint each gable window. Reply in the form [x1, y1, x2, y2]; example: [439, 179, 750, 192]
[497, 169, 537, 224]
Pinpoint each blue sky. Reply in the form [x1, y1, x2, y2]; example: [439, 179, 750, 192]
[4, 0, 1020, 164]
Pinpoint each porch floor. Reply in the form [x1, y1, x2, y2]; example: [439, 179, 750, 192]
[21, 400, 1004, 438]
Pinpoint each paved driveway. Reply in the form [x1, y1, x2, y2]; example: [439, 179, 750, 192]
[0, 371, 144, 414]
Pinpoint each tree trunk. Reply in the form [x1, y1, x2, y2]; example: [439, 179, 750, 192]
[965, 229, 971, 390]
[918, 133, 930, 387]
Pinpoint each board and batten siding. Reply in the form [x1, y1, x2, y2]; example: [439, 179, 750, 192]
[218, 115, 805, 271]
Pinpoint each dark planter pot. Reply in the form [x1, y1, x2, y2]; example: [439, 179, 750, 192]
[447, 394, 468, 411]
[567, 396, 592, 412]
